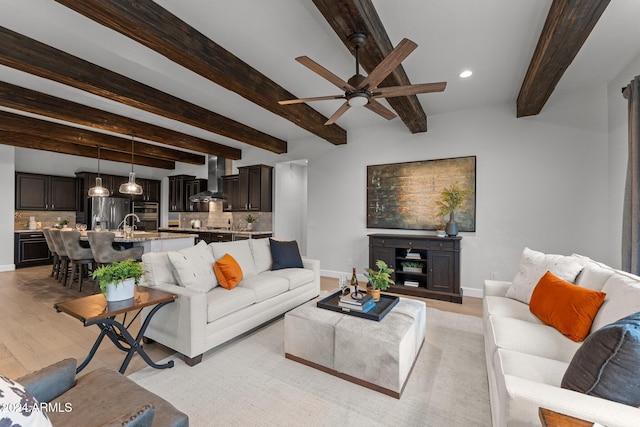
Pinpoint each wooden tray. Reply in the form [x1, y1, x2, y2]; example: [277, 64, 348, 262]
[317, 290, 399, 321]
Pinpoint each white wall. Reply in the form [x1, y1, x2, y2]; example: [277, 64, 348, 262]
[285, 86, 610, 297]
[607, 54, 640, 268]
[274, 160, 308, 254]
[0, 145, 15, 271]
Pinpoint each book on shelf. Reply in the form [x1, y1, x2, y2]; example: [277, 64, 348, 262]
[405, 253, 422, 259]
[404, 280, 420, 287]
[339, 298, 375, 312]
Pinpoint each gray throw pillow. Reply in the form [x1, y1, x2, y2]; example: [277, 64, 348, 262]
[269, 239, 303, 270]
[561, 311, 640, 406]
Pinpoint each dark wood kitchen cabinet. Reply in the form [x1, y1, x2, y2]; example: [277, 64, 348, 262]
[168, 175, 195, 212]
[222, 175, 240, 212]
[14, 232, 51, 268]
[185, 179, 208, 212]
[16, 172, 77, 211]
[133, 178, 161, 203]
[368, 234, 462, 303]
[237, 165, 272, 212]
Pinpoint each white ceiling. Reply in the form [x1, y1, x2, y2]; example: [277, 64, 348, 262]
[1, 0, 640, 152]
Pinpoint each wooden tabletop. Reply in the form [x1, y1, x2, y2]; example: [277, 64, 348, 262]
[54, 286, 177, 324]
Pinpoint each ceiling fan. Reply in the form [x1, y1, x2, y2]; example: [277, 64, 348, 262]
[279, 32, 447, 125]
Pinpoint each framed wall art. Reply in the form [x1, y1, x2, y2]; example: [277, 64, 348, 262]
[367, 156, 476, 231]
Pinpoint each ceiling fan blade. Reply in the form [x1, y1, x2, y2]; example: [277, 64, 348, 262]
[278, 95, 345, 105]
[296, 56, 356, 91]
[371, 82, 447, 98]
[325, 102, 351, 125]
[360, 38, 418, 90]
[365, 99, 397, 120]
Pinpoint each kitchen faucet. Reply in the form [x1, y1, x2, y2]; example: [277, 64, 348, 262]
[118, 213, 141, 234]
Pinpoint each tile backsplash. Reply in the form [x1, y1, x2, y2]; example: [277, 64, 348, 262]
[15, 211, 76, 230]
[178, 201, 272, 231]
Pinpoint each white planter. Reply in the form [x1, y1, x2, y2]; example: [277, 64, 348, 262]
[247, 223, 253, 231]
[403, 267, 422, 273]
[105, 278, 136, 302]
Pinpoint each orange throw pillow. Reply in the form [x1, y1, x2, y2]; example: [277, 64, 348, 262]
[530, 271, 606, 342]
[213, 253, 243, 290]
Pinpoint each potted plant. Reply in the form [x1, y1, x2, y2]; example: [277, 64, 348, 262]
[245, 214, 256, 231]
[401, 261, 423, 273]
[92, 258, 143, 302]
[436, 182, 473, 237]
[364, 260, 395, 302]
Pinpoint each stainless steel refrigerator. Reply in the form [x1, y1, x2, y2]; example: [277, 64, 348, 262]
[90, 197, 131, 231]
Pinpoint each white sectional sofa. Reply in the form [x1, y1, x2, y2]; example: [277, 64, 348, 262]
[139, 238, 320, 366]
[484, 249, 640, 427]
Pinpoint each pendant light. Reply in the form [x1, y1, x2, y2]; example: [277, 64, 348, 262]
[119, 135, 143, 195]
[88, 146, 110, 197]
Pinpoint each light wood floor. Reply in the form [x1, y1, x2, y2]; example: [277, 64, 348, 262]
[0, 265, 482, 380]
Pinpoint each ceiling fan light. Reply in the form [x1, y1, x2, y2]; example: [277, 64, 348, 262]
[459, 70, 473, 78]
[119, 171, 143, 195]
[88, 176, 110, 197]
[347, 93, 368, 107]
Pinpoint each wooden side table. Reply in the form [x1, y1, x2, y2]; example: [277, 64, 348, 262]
[539, 407, 595, 427]
[54, 286, 177, 374]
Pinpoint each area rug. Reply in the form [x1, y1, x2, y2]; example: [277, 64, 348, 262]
[129, 308, 490, 426]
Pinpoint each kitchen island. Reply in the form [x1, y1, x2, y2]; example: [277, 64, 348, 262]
[158, 227, 272, 243]
[95, 231, 198, 253]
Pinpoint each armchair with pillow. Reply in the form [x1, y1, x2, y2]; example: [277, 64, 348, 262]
[483, 247, 640, 427]
[140, 238, 320, 366]
[1, 358, 188, 427]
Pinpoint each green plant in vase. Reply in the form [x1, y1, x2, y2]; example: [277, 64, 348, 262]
[364, 260, 395, 302]
[92, 258, 144, 295]
[436, 182, 473, 237]
[245, 214, 256, 230]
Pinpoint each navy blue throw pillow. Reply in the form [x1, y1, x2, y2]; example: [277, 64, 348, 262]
[269, 238, 303, 270]
[561, 311, 640, 406]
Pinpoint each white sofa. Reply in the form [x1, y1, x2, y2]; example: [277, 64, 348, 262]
[484, 251, 640, 427]
[139, 238, 320, 366]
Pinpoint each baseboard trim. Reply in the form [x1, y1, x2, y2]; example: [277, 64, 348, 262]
[462, 286, 483, 298]
[0, 264, 15, 272]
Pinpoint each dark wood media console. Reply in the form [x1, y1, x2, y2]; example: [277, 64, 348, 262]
[368, 234, 462, 303]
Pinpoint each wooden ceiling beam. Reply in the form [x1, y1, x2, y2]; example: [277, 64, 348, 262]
[311, 0, 428, 133]
[0, 82, 241, 160]
[0, 110, 203, 166]
[0, 26, 287, 154]
[54, 0, 347, 146]
[517, 0, 611, 117]
[0, 131, 175, 169]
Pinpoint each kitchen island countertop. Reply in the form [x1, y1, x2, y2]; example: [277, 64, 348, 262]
[158, 227, 272, 236]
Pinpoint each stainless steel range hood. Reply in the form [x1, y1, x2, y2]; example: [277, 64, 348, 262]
[189, 156, 226, 202]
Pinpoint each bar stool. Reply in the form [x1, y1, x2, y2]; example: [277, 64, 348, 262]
[42, 229, 60, 279]
[61, 230, 95, 292]
[48, 229, 70, 285]
[86, 231, 143, 266]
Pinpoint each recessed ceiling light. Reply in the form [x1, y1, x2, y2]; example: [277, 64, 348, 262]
[459, 70, 473, 78]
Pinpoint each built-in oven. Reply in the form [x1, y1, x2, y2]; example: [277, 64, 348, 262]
[132, 202, 159, 231]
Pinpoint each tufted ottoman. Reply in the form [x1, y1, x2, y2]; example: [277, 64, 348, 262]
[284, 296, 426, 398]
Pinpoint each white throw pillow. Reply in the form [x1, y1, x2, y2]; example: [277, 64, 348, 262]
[142, 251, 177, 287]
[0, 375, 52, 426]
[209, 240, 257, 278]
[505, 247, 587, 304]
[250, 238, 272, 274]
[574, 261, 615, 291]
[167, 241, 218, 293]
[591, 274, 640, 332]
